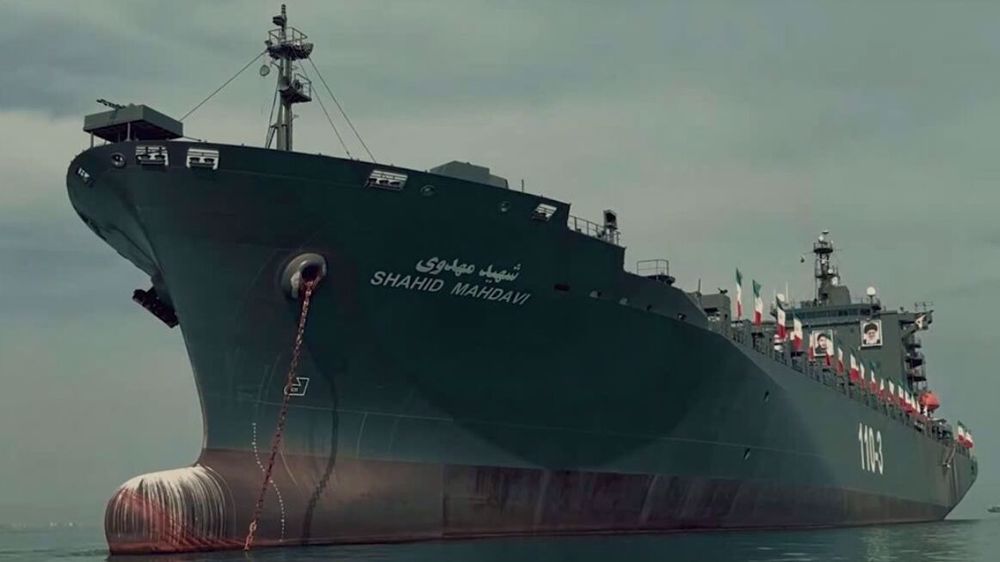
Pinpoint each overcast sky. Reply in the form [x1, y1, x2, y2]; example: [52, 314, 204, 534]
[1, 0, 998, 524]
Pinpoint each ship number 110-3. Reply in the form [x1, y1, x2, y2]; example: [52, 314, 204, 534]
[858, 423, 884, 475]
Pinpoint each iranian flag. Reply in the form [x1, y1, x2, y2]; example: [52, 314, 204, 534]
[879, 378, 885, 399]
[888, 380, 895, 402]
[869, 367, 877, 393]
[807, 332, 816, 361]
[836, 348, 845, 374]
[957, 423, 971, 448]
[859, 362, 866, 388]
[967, 428, 975, 448]
[897, 386, 905, 407]
[776, 300, 787, 340]
[792, 318, 803, 352]
[735, 269, 744, 320]
[824, 342, 833, 367]
[849, 353, 860, 383]
[752, 280, 763, 326]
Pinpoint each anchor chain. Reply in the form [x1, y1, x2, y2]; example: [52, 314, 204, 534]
[244, 275, 320, 551]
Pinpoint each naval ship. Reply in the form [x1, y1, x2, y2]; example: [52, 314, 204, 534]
[66, 6, 976, 554]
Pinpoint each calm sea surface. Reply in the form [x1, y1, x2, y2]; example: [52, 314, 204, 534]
[3, 519, 999, 562]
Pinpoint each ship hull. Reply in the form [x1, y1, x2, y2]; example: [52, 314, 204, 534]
[105, 449, 957, 554]
[68, 142, 976, 554]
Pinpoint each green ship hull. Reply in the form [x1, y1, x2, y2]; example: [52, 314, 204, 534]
[67, 141, 976, 554]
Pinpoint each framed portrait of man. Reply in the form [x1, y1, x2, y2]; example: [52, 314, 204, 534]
[812, 329, 834, 357]
[860, 319, 883, 348]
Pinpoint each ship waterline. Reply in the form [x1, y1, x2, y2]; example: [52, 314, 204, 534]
[68, 141, 974, 554]
[104, 453, 956, 554]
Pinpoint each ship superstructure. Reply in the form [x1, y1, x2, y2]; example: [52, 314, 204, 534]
[66, 6, 975, 555]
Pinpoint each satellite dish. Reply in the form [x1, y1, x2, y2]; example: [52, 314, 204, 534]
[866, 286, 877, 298]
[259, 64, 271, 77]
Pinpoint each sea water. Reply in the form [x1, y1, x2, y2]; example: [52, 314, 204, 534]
[2, 519, 997, 561]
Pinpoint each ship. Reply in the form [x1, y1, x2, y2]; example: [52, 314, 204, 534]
[66, 6, 976, 555]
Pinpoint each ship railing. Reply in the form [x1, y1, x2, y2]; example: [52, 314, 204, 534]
[268, 26, 309, 49]
[636, 259, 670, 278]
[567, 215, 621, 246]
[726, 319, 952, 448]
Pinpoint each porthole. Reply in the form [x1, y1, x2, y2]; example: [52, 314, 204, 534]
[110, 152, 126, 168]
[499, 201, 511, 213]
[743, 448, 752, 460]
[420, 185, 436, 197]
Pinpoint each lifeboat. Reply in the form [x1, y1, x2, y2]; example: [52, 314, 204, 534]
[919, 391, 941, 413]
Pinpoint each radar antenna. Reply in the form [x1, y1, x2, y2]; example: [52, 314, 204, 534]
[96, 98, 125, 110]
[264, 4, 313, 151]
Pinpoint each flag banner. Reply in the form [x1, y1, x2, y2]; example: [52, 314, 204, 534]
[776, 300, 787, 340]
[752, 280, 763, 326]
[836, 347, 845, 374]
[849, 353, 860, 383]
[735, 269, 744, 320]
[792, 318, 803, 352]
[957, 423, 970, 447]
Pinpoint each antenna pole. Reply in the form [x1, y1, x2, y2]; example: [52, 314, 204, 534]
[812, 230, 837, 304]
[265, 4, 314, 151]
[278, 5, 291, 150]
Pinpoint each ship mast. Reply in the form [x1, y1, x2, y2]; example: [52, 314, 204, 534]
[813, 230, 839, 305]
[265, 4, 313, 151]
